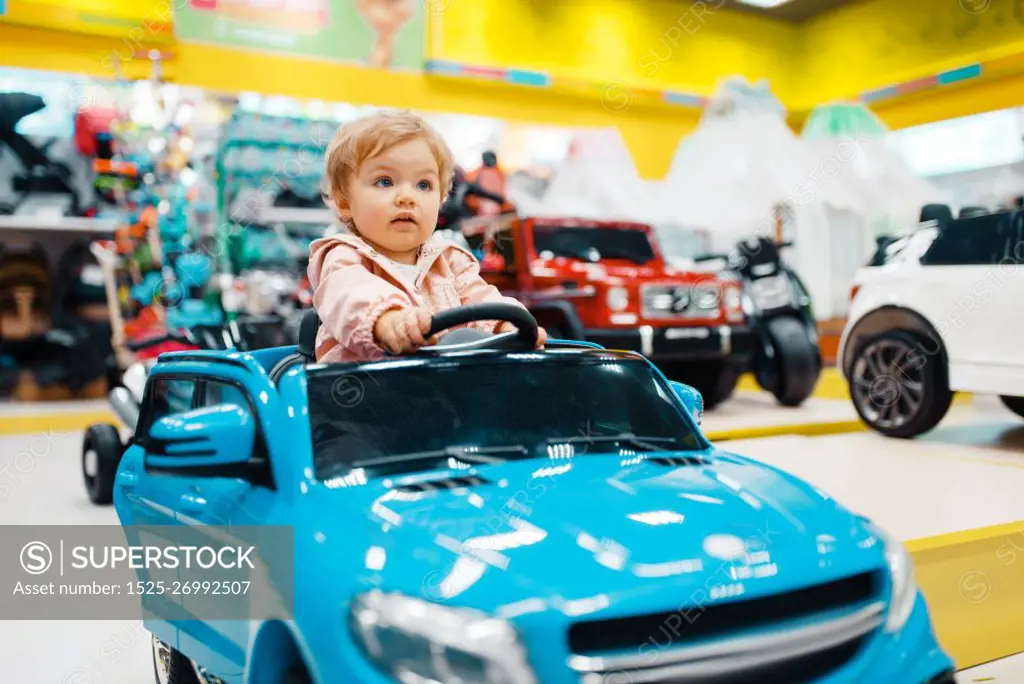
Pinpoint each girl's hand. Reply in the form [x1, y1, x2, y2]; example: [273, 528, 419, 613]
[375, 307, 433, 354]
[497, 321, 548, 349]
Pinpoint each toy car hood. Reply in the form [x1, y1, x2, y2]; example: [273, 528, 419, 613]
[315, 450, 884, 614]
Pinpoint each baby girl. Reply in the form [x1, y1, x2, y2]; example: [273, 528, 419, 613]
[307, 110, 546, 363]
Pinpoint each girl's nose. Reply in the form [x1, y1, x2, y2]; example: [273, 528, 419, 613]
[396, 186, 416, 204]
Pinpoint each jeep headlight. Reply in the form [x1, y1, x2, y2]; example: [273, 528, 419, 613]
[349, 591, 537, 684]
[606, 286, 629, 311]
[879, 527, 918, 633]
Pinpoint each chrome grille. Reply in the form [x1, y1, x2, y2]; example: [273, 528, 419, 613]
[641, 284, 719, 319]
[566, 571, 883, 683]
[569, 603, 881, 683]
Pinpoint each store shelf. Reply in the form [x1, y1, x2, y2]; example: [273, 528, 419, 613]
[0, 215, 118, 234]
[229, 205, 337, 226]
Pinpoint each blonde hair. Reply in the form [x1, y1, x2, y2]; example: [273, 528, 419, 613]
[322, 110, 455, 231]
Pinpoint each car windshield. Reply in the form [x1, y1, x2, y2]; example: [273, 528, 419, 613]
[307, 355, 703, 480]
[533, 225, 656, 264]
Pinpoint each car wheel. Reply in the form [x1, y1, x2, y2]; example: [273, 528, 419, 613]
[152, 636, 201, 684]
[849, 330, 953, 438]
[666, 361, 738, 410]
[999, 395, 1024, 419]
[760, 317, 820, 407]
[82, 424, 124, 505]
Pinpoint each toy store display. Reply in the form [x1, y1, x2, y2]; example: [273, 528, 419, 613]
[0, 76, 123, 400]
[801, 103, 948, 240]
[664, 78, 859, 237]
[53, 70, 243, 389]
[530, 128, 671, 226]
[213, 106, 338, 342]
[798, 103, 949, 318]
[662, 77, 868, 321]
[0, 90, 87, 219]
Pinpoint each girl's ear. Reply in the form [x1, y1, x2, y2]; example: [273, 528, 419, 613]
[335, 195, 353, 225]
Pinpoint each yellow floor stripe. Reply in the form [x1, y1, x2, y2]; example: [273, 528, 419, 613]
[738, 367, 974, 404]
[705, 420, 867, 442]
[0, 411, 118, 436]
[909, 520, 1024, 669]
[906, 521, 1024, 554]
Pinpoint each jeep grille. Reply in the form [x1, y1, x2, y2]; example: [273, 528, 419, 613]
[641, 284, 720, 319]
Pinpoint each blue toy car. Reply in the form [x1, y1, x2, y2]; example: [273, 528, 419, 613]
[112, 303, 955, 684]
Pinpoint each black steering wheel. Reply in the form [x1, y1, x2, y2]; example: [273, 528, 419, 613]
[418, 303, 539, 353]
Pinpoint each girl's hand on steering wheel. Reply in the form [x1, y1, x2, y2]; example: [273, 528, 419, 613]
[375, 307, 433, 354]
[496, 321, 547, 349]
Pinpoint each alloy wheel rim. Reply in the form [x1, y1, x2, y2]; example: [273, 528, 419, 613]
[152, 635, 171, 684]
[851, 338, 927, 429]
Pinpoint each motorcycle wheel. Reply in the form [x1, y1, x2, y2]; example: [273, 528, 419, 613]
[758, 317, 820, 407]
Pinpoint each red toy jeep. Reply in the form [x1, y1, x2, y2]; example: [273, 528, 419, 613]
[474, 216, 753, 407]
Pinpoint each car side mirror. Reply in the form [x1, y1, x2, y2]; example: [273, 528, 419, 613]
[145, 404, 254, 470]
[670, 381, 704, 426]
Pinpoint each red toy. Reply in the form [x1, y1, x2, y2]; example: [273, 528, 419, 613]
[474, 215, 753, 408]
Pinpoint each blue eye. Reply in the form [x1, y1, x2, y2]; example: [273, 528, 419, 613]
[374, 177, 393, 188]
[417, 180, 433, 191]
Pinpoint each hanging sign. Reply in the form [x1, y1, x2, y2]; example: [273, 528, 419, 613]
[173, 0, 425, 71]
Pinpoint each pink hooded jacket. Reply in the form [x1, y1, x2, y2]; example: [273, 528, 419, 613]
[306, 231, 528, 363]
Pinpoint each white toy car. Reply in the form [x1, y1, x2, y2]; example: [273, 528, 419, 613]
[838, 208, 1024, 437]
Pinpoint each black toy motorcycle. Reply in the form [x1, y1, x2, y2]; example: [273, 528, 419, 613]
[696, 236, 821, 407]
[436, 167, 507, 235]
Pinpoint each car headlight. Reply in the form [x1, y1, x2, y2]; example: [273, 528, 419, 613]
[879, 527, 918, 633]
[607, 286, 629, 311]
[741, 292, 756, 316]
[720, 286, 736, 309]
[349, 590, 537, 684]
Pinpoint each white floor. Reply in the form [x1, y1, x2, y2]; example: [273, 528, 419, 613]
[719, 425, 1024, 541]
[703, 389, 1018, 437]
[703, 392, 860, 432]
[959, 652, 1024, 682]
[0, 393, 1022, 682]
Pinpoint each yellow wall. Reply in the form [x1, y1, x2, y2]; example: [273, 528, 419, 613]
[797, 0, 1024, 108]
[435, 0, 1024, 127]
[0, 21, 698, 178]
[6, 0, 1024, 175]
[435, 0, 799, 102]
[1, 0, 173, 40]
[871, 68, 1024, 131]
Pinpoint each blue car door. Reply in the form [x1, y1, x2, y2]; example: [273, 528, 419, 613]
[173, 375, 279, 683]
[118, 375, 201, 653]
[119, 376, 199, 526]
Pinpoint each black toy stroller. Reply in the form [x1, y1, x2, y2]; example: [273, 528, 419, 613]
[0, 91, 83, 217]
